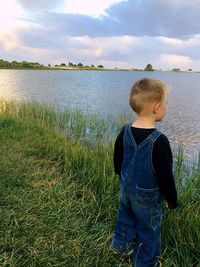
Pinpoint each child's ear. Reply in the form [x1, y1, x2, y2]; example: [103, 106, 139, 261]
[152, 102, 160, 114]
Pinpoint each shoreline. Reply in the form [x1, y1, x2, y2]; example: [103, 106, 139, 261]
[0, 67, 200, 73]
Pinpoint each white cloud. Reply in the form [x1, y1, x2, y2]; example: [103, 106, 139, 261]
[61, 0, 126, 17]
[159, 54, 193, 68]
[0, 0, 25, 32]
[158, 37, 183, 46]
[17, 0, 64, 12]
[0, 32, 22, 51]
[74, 35, 140, 57]
[158, 35, 200, 48]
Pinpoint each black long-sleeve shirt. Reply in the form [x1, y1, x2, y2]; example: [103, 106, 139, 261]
[114, 125, 178, 209]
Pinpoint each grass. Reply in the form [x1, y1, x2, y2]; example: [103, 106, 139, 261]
[0, 100, 199, 267]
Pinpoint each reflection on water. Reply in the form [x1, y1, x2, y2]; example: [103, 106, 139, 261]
[1, 69, 200, 159]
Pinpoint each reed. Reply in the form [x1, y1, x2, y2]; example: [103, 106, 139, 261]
[0, 100, 199, 266]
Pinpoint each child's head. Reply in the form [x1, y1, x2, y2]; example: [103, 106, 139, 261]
[129, 78, 169, 121]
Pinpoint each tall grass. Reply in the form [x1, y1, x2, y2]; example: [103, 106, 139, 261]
[0, 100, 199, 266]
[0, 99, 130, 145]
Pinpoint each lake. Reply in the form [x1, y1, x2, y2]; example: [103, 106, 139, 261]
[1, 69, 200, 160]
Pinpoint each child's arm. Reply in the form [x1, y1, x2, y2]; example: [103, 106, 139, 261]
[153, 134, 178, 209]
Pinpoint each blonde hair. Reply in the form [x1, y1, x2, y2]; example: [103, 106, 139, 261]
[129, 78, 169, 114]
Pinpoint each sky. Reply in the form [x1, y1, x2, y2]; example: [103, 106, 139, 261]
[1, 0, 200, 70]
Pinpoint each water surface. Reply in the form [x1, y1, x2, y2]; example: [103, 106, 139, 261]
[1, 69, 200, 160]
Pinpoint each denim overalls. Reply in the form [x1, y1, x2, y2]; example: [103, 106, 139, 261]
[111, 124, 164, 267]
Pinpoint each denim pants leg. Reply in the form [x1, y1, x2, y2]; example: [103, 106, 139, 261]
[111, 184, 137, 254]
[130, 188, 162, 267]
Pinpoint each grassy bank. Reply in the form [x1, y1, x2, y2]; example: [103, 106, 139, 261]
[0, 100, 199, 267]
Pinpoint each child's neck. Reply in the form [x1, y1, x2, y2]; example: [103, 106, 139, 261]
[132, 116, 156, 129]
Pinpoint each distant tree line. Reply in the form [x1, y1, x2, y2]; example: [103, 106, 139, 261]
[0, 59, 45, 69]
[144, 64, 193, 72]
[55, 62, 104, 69]
[0, 59, 104, 69]
[2, 59, 193, 72]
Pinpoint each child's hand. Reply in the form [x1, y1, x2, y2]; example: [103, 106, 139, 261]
[165, 202, 178, 209]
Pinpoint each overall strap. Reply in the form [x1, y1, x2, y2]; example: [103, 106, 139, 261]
[123, 123, 137, 149]
[148, 129, 162, 143]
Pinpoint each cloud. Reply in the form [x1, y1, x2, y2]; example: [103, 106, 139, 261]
[26, 0, 200, 39]
[160, 54, 193, 67]
[0, 31, 22, 51]
[17, 0, 64, 11]
[1, 36, 200, 71]
[62, 0, 125, 17]
[2, 22, 200, 70]
[16, 25, 87, 49]
[105, 0, 200, 38]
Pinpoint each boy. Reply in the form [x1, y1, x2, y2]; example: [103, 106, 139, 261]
[111, 78, 178, 267]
